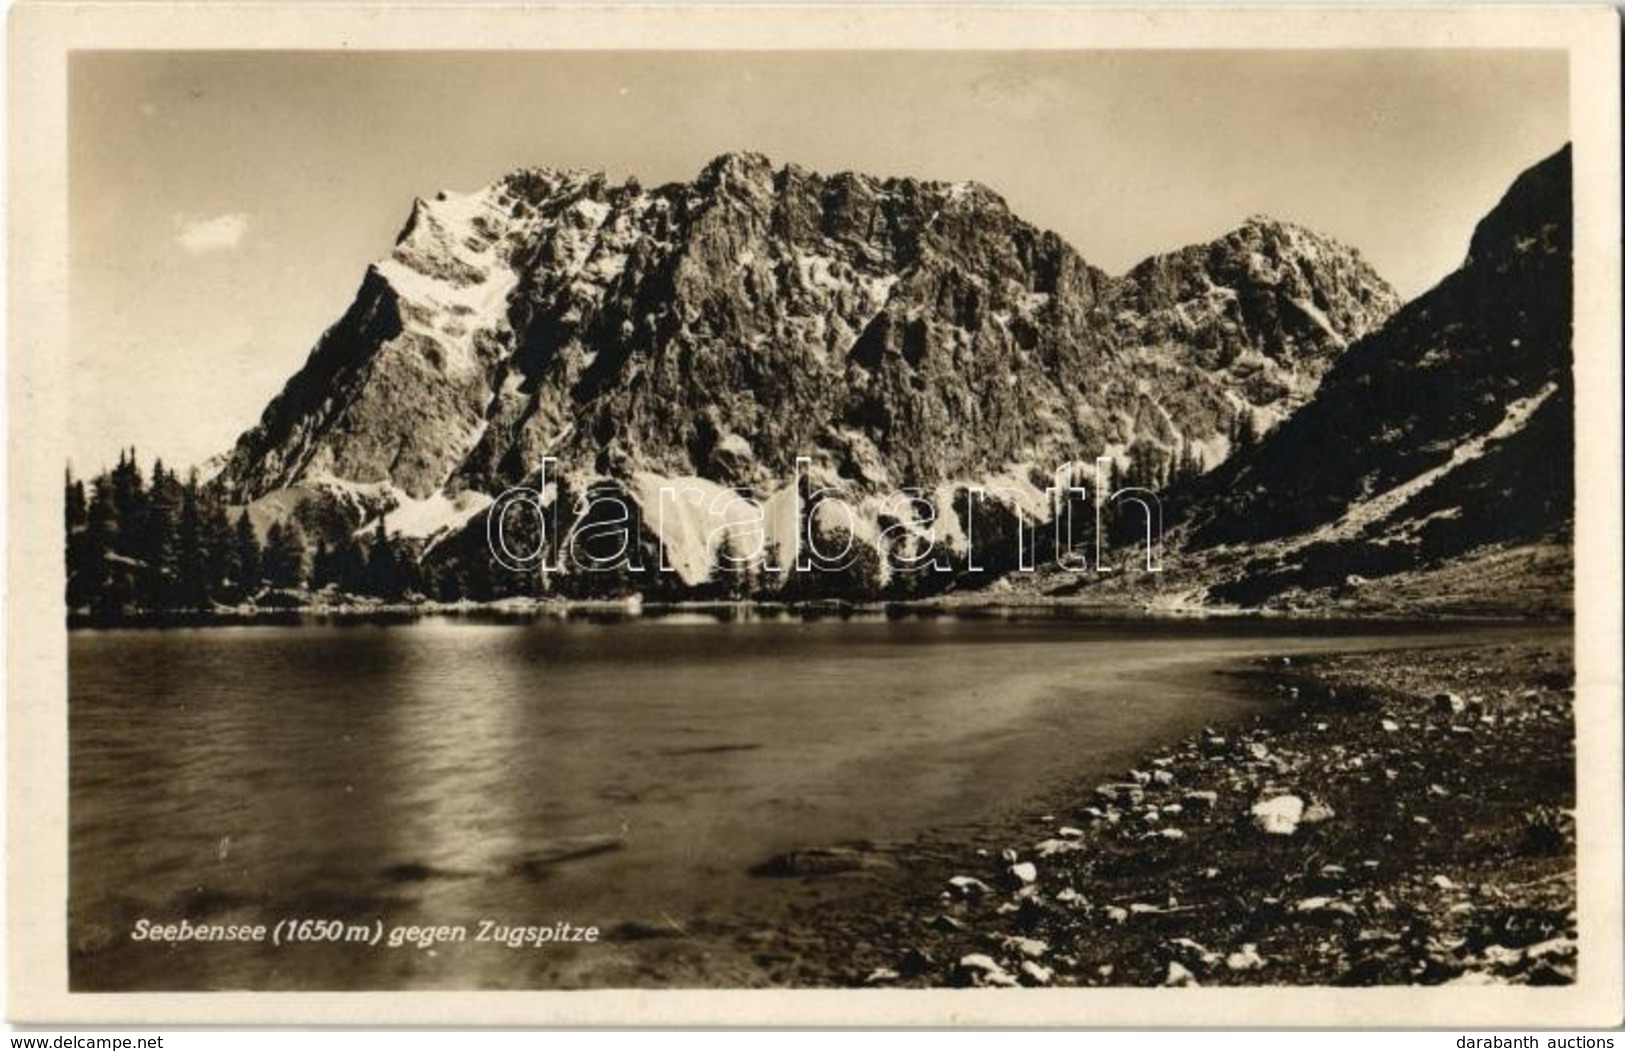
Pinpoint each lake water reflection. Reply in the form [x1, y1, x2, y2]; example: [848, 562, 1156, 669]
[68, 610, 1557, 989]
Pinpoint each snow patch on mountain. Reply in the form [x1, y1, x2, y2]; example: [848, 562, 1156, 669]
[628, 473, 799, 585]
[386, 489, 495, 546]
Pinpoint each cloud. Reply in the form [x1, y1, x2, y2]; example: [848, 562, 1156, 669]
[965, 68, 1074, 122]
[175, 213, 251, 254]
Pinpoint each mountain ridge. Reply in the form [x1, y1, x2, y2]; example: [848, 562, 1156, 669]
[1157, 143, 1574, 611]
[67, 147, 1573, 613]
[214, 151, 1399, 582]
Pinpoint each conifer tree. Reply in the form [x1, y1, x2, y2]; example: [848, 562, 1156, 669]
[110, 449, 145, 534]
[176, 473, 209, 609]
[459, 539, 494, 602]
[262, 521, 309, 589]
[137, 460, 182, 610]
[65, 467, 88, 608]
[67, 472, 116, 611]
[1233, 407, 1261, 449]
[884, 531, 929, 600]
[232, 513, 262, 596]
[435, 566, 466, 603]
[202, 502, 236, 600]
[95, 470, 138, 616]
[713, 531, 752, 601]
[756, 538, 784, 600]
[65, 469, 87, 531]
[263, 522, 285, 579]
[391, 534, 423, 598]
[366, 519, 400, 599]
[417, 559, 440, 601]
[311, 540, 335, 590]
[832, 527, 884, 600]
[335, 532, 369, 595]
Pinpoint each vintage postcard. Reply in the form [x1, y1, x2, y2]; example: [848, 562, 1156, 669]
[7, 2, 1622, 1028]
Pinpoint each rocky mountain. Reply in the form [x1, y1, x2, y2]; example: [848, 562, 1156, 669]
[213, 152, 1397, 590]
[1164, 144, 1573, 612]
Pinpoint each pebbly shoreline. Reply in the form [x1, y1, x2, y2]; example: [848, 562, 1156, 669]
[757, 638, 1577, 988]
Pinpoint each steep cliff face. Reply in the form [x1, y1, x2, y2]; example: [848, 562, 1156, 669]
[1112, 218, 1400, 420]
[1170, 145, 1573, 610]
[214, 152, 1399, 582]
[217, 176, 558, 502]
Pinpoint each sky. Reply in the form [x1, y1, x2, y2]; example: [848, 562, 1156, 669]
[68, 49, 1569, 474]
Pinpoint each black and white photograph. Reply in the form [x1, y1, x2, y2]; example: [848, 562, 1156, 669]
[7, 2, 1623, 1030]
